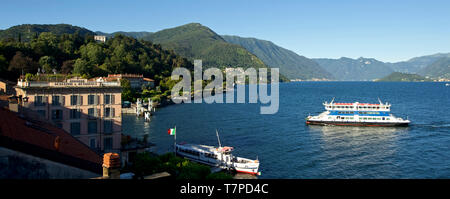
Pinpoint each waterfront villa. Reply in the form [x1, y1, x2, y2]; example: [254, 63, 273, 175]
[14, 75, 122, 153]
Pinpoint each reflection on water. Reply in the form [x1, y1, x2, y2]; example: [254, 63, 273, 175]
[309, 125, 409, 139]
[307, 125, 410, 178]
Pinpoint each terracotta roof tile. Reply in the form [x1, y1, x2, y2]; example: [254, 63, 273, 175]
[0, 108, 101, 165]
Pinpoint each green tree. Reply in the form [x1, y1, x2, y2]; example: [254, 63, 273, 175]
[8, 51, 38, 76]
[79, 42, 105, 65]
[30, 32, 58, 57]
[0, 55, 8, 76]
[72, 58, 93, 77]
[61, 60, 74, 74]
[121, 79, 134, 102]
[39, 56, 57, 73]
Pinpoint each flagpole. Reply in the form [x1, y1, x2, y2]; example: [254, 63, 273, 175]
[174, 125, 177, 154]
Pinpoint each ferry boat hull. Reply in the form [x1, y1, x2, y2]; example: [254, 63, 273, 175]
[306, 120, 409, 127]
[305, 100, 410, 127]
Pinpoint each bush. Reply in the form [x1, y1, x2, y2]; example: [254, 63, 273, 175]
[206, 172, 234, 180]
[177, 161, 211, 180]
[129, 152, 235, 180]
[131, 152, 162, 177]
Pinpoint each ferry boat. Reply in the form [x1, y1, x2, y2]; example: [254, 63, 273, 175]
[306, 98, 410, 127]
[175, 131, 260, 175]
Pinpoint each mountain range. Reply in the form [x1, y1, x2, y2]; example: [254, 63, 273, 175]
[0, 24, 94, 42]
[313, 53, 450, 81]
[139, 23, 269, 70]
[221, 35, 332, 80]
[313, 57, 393, 81]
[419, 57, 450, 79]
[1, 23, 449, 81]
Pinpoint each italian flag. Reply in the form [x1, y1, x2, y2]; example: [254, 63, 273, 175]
[168, 127, 176, 135]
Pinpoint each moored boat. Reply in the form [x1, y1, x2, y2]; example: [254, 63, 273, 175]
[175, 131, 260, 175]
[306, 98, 410, 127]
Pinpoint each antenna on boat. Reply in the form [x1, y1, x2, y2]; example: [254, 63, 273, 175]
[330, 97, 335, 104]
[216, 129, 222, 148]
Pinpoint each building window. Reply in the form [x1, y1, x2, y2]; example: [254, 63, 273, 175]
[52, 96, 60, 106]
[104, 120, 113, 134]
[71, 95, 78, 105]
[52, 109, 63, 120]
[88, 121, 97, 134]
[104, 94, 111, 104]
[88, 95, 96, 105]
[70, 109, 81, 119]
[104, 137, 113, 150]
[90, 138, 96, 149]
[70, 122, 80, 135]
[34, 96, 45, 106]
[88, 108, 97, 117]
[104, 107, 111, 117]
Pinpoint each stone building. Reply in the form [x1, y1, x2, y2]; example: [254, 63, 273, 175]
[14, 76, 122, 153]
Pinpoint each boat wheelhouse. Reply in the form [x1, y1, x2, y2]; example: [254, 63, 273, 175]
[306, 99, 410, 127]
[175, 131, 260, 175]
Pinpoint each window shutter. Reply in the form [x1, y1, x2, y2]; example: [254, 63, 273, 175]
[44, 96, 48, 105]
[60, 96, 65, 106]
[112, 108, 115, 118]
[79, 96, 83, 106]
[111, 95, 115, 104]
[94, 108, 98, 117]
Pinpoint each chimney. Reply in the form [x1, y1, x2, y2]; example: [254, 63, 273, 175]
[102, 153, 121, 179]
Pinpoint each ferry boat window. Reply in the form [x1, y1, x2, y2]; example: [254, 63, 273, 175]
[387, 118, 390, 120]
[345, 106, 349, 108]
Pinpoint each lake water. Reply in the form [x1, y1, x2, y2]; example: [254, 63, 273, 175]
[122, 82, 450, 178]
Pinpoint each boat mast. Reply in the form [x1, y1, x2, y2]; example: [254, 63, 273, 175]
[216, 129, 222, 148]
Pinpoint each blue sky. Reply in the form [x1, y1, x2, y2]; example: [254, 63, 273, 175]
[1, 0, 449, 62]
